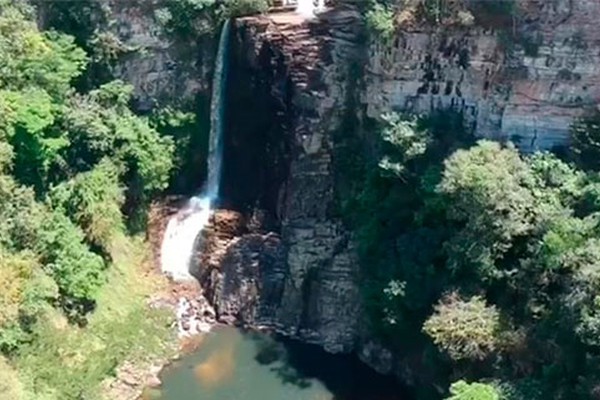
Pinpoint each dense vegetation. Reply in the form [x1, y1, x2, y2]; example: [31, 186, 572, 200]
[0, 2, 179, 398]
[0, 0, 274, 397]
[352, 1, 600, 398]
[339, 106, 600, 399]
[4, 0, 600, 399]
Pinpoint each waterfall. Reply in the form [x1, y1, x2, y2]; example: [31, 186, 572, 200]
[207, 19, 231, 202]
[297, 0, 325, 17]
[160, 197, 211, 281]
[160, 21, 232, 281]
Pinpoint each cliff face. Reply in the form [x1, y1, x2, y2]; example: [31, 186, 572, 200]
[192, 0, 600, 384]
[367, 0, 600, 152]
[195, 8, 367, 355]
[107, 1, 212, 111]
[102, 0, 600, 385]
[40, 0, 217, 111]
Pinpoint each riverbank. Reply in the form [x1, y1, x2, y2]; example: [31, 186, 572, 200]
[93, 200, 221, 400]
[100, 267, 218, 400]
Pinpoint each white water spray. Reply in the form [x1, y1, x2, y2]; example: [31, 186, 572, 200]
[296, 0, 325, 17]
[160, 20, 232, 281]
[160, 197, 211, 281]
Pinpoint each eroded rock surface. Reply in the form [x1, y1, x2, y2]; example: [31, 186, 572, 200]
[366, 0, 600, 152]
[193, 0, 600, 382]
[130, 0, 600, 386]
[193, 6, 366, 354]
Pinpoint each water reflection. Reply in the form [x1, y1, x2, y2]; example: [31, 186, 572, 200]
[194, 345, 235, 387]
[157, 326, 408, 400]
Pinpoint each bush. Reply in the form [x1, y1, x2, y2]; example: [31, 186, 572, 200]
[423, 294, 501, 361]
[366, 3, 396, 41]
[219, 0, 270, 19]
[446, 380, 500, 400]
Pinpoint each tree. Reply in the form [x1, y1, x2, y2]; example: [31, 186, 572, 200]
[219, 0, 270, 19]
[0, 4, 86, 94]
[62, 81, 174, 198]
[571, 109, 600, 171]
[423, 293, 501, 361]
[35, 212, 106, 305]
[49, 159, 124, 249]
[378, 113, 430, 178]
[365, 3, 396, 41]
[445, 380, 500, 400]
[438, 141, 537, 279]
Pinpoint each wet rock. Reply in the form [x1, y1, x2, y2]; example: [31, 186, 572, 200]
[175, 295, 217, 338]
[212, 210, 246, 238]
[145, 375, 162, 389]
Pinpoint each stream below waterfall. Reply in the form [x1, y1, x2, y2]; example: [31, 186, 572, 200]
[152, 326, 409, 400]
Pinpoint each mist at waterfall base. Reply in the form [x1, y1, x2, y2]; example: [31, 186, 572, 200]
[155, 326, 409, 400]
[160, 20, 231, 281]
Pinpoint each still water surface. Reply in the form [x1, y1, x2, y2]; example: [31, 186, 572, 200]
[155, 326, 408, 400]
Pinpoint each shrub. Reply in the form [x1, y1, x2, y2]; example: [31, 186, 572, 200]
[423, 293, 501, 361]
[219, 0, 270, 19]
[366, 3, 396, 42]
[446, 380, 500, 400]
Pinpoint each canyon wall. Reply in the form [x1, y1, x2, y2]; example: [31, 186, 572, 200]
[193, 0, 600, 385]
[197, 7, 368, 355]
[104, 1, 215, 110]
[96, 0, 600, 386]
[367, 0, 600, 152]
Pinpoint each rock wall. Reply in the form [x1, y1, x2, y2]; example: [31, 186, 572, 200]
[106, 1, 217, 111]
[193, 0, 600, 387]
[88, 0, 600, 387]
[367, 0, 600, 152]
[194, 7, 368, 355]
[37, 0, 216, 111]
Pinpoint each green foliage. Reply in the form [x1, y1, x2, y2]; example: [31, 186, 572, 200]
[365, 3, 396, 41]
[219, 0, 271, 19]
[378, 113, 430, 177]
[49, 159, 124, 249]
[61, 80, 175, 226]
[36, 212, 106, 305]
[0, 7, 87, 94]
[337, 106, 600, 399]
[571, 109, 600, 171]
[0, 4, 178, 397]
[446, 380, 500, 400]
[156, 0, 217, 37]
[438, 141, 537, 279]
[424, 294, 502, 361]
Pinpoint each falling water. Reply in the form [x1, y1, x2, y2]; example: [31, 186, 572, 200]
[297, 0, 325, 17]
[207, 19, 231, 202]
[160, 20, 232, 281]
[160, 197, 211, 281]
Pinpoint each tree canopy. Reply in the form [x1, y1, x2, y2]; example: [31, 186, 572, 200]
[339, 108, 600, 399]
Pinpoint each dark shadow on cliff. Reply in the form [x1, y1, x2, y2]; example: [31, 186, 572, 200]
[219, 20, 292, 223]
